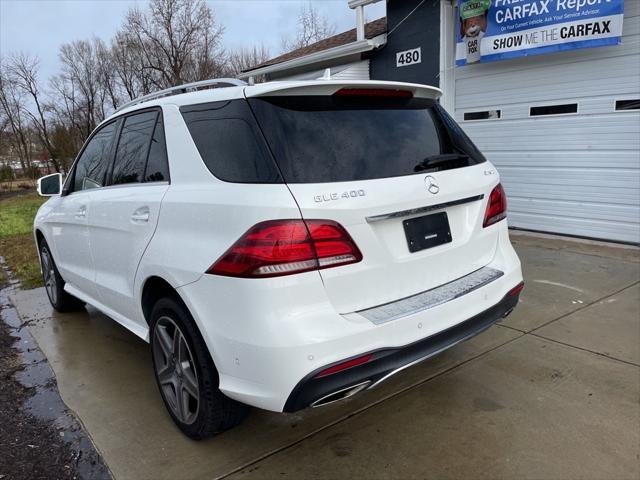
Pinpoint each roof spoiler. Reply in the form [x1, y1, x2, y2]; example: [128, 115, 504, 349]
[244, 80, 442, 100]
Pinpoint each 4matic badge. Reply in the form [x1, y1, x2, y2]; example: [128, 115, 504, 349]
[314, 189, 366, 203]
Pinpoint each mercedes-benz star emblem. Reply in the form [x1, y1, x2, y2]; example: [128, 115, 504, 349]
[424, 175, 439, 194]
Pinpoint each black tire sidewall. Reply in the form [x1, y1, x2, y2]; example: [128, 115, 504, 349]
[39, 241, 65, 310]
[149, 296, 244, 439]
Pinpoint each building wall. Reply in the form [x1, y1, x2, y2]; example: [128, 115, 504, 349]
[369, 0, 441, 87]
[452, 4, 640, 243]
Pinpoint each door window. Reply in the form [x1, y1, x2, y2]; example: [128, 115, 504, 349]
[73, 122, 117, 192]
[111, 110, 158, 185]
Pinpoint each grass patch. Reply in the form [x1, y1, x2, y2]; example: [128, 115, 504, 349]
[0, 193, 46, 237]
[0, 234, 41, 289]
[0, 192, 46, 289]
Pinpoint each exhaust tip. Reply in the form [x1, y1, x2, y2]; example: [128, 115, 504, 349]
[502, 308, 514, 318]
[310, 380, 371, 408]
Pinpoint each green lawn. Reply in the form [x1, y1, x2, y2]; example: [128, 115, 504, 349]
[0, 192, 47, 289]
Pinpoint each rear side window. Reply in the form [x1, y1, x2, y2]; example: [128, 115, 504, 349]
[73, 121, 118, 192]
[145, 113, 170, 182]
[180, 100, 282, 183]
[111, 110, 158, 185]
[249, 96, 486, 184]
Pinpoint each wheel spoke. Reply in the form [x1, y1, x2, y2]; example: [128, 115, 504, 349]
[156, 363, 174, 386]
[182, 367, 198, 399]
[155, 325, 173, 358]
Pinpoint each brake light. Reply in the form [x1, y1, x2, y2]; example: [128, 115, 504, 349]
[483, 183, 507, 227]
[206, 219, 362, 278]
[333, 88, 413, 98]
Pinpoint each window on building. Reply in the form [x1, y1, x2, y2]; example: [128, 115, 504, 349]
[530, 103, 578, 116]
[464, 110, 501, 121]
[615, 99, 640, 111]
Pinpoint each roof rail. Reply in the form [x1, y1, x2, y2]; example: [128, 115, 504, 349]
[114, 78, 247, 113]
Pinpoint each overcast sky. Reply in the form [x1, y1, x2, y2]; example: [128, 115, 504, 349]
[0, 0, 386, 81]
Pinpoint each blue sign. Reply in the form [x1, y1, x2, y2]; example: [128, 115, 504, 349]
[456, 0, 625, 66]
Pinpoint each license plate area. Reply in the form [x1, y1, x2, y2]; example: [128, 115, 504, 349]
[403, 212, 452, 253]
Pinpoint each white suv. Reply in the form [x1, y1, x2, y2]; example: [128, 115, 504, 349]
[34, 79, 523, 439]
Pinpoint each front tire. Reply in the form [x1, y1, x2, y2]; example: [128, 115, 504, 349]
[150, 296, 248, 439]
[39, 240, 85, 312]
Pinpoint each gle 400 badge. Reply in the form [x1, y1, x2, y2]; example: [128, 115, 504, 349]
[456, 0, 624, 66]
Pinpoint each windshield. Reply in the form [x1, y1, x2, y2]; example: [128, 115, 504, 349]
[248, 96, 486, 184]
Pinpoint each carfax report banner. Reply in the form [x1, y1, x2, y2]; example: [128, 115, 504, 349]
[456, 0, 625, 66]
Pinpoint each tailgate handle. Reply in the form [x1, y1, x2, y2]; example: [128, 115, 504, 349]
[365, 195, 484, 223]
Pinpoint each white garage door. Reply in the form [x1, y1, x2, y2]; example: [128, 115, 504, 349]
[452, 4, 640, 244]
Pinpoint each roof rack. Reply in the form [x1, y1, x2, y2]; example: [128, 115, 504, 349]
[114, 78, 247, 113]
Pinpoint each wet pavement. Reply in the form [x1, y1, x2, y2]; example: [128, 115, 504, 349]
[7, 233, 640, 480]
[0, 270, 111, 479]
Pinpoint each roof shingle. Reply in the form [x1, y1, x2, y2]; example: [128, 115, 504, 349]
[244, 17, 387, 72]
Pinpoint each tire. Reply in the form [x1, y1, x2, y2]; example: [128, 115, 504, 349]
[150, 296, 249, 439]
[39, 240, 85, 312]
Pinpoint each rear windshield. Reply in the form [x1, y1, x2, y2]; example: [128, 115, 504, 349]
[248, 96, 486, 184]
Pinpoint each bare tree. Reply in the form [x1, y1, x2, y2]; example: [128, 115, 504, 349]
[120, 0, 226, 89]
[228, 44, 270, 77]
[6, 53, 61, 171]
[0, 60, 32, 171]
[281, 3, 336, 52]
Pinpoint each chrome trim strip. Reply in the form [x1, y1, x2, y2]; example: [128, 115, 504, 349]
[365, 194, 484, 223]
[367, 318, 496, 390]
[356, 267, 504, 325]
[309, 380, 372, 408]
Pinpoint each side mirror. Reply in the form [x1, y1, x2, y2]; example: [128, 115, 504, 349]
[37, 173, 63, 197]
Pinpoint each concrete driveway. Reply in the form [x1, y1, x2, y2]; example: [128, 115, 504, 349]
[10, 233, 640, 480]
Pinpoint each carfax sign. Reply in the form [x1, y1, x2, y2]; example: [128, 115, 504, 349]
[456, 0, 625, 66]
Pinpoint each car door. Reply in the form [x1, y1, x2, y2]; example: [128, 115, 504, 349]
[87, 108, 170, 326]
[49, 121, 119, 302]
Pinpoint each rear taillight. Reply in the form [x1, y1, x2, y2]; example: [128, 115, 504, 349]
[483, 183, 507, 228]
[206, 219, 362, 278]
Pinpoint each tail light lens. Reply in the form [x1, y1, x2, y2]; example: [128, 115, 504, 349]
[207, 219, 362, 278]
[483, 183, 507, 227]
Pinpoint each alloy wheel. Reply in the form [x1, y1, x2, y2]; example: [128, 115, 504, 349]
[40, 247, 57, 305]
[152, 316, 200, 425]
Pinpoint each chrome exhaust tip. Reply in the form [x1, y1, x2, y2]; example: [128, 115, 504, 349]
[502, 308, 514, 318]
[309, 380, 371, 408]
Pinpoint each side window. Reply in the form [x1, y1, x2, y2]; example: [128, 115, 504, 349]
[73, 122, 117, 192]
[144, 113, 170, 182]
[181, 100, 282, 183]
[110, 110, 158, 185]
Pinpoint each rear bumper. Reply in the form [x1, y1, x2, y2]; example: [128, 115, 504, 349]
[177, 224, 522, 412]
[283, 286, 521, 412]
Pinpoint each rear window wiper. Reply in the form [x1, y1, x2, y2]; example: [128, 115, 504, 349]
[413, 153, 470, 172]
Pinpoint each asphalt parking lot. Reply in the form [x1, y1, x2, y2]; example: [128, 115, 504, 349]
[10, 233, 640, 480]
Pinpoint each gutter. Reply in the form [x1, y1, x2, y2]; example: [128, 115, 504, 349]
[238, 34, 387, 80]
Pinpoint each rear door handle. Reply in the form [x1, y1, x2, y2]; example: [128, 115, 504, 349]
[131, 206, 150, 223]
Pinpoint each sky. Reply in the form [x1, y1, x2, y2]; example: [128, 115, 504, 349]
[0, 0, 386, 81]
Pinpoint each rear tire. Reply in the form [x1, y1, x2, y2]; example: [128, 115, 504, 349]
[150, 296, 249, 439]
[38, 240, 85, 312]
